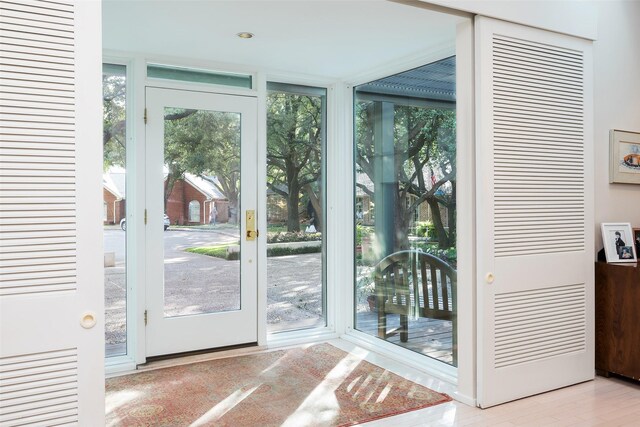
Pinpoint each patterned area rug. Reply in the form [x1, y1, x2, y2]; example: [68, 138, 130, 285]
[106, 343, 451, 426]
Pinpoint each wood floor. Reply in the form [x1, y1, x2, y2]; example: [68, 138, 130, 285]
[355, 310, 453, 364]
[325, 340, 640, 427]
[364, 376, 640, 426]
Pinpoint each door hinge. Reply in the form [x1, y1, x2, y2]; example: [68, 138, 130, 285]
[144, 309, 148, 326]
[144, 108, 148, 124]
[144, 209, 147, 225]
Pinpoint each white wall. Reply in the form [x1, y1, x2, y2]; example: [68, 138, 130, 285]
[593, 0, 640, 250]
[424, 0, 597, 40]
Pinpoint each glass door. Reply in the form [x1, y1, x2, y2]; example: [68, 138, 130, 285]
[145, 87, 258, 357]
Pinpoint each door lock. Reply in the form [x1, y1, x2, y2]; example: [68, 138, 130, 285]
[246, 210, 258, 241]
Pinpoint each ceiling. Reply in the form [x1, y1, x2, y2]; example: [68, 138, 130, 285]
[102, 0, 463, 80]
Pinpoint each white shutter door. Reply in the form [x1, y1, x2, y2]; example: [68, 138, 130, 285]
[476, 17, 594, 408]
[0, 0, 104, 425]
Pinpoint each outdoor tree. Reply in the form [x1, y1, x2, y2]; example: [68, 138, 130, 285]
[163, 109, 242, 223]
[267, 92, 323, 232]
[355, 100, 456, 250]
[102, 73, 126, 169]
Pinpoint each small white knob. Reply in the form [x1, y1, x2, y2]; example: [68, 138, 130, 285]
[486, 273, 495, 284]
[80, 312, 96, 329]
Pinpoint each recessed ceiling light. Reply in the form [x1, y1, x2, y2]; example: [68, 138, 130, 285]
[236, 32, 254, 39]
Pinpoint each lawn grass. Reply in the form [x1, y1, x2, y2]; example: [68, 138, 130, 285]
[186, 243, 321, 260]
[186, 244, 237, 260]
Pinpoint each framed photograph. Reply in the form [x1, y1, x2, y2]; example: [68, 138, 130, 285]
[601, 223, 637, 263]
[635, 228, 640, 259]
[610, 130, 640, 184]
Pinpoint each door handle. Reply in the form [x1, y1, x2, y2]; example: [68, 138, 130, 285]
[246, 210, 258, 241]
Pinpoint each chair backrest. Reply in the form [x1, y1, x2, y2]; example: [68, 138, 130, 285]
[375, 250, 457, 321]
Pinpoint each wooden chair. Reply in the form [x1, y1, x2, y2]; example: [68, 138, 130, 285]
[375, 250, 457, 365]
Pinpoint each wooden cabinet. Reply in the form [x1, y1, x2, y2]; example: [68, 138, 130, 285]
[595, 262, 640, 380]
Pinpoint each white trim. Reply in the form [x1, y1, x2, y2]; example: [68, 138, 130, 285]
[105, 357, 136, 377]
[267, 327, 340, 349]
[256, 71, 268, 347]
[331, 82, 354, 338]
[454, 17, 477, 406]
[133, 54, 147, 366]
[342, 329, 458, 384]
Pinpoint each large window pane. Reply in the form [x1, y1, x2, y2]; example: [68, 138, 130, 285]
[103, 64, 127, 357]
[354, 57, 458, 366]
[266, 83, 326, 333]
[162, 108, 242, 317]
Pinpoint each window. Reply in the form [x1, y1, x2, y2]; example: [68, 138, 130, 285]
[189, 200, 200, 223]
[354, 57, 458, 366]
[103, 63, 128, 357]
[266, 82, 327, 333]
[147, 64, 252, 89]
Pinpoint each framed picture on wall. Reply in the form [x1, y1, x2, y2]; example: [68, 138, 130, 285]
[610, 130, 640, 184]
[601, 223, 637, 263]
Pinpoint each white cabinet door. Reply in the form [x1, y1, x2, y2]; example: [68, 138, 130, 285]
[0, 1, 104, 425]
[475, 16, 594, 408]
[144, 87, 258, 357]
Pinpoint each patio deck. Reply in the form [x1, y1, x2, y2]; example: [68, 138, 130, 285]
[355, 310, 454, 365]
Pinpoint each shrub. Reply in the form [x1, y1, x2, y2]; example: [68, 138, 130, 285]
[355, 224, 373, 246]
[186, 242, 321, 260]
[266, 231, 321, 244]
[267, 245, 321, 257]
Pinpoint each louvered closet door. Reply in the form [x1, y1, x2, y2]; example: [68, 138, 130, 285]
[0, 1, 104, 425]
[475, 17, 594, 408]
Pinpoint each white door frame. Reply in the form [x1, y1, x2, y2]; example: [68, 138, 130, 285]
[144, 86, 259, 357]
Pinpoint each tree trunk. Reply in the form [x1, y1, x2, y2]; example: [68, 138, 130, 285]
[447, 181, 456, 244]
[286, 183, 300, 232]
[303, 184, 322, 232]
[394, 198, 411, 251]
[227, 193, 239, 224]
[427, 195, 450, 248]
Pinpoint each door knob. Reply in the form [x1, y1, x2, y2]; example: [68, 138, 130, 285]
[80, 312, 96, 329]
[486, 273, 495, 284]
[246, 210, 258, 241]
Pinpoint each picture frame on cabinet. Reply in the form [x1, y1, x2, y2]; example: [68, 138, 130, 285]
[601, 223, 637, 263]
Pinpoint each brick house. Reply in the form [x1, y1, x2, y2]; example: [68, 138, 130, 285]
[165, 174, 229, 225]
[103, 166, 125, 224]
[103, 168, 229, 225]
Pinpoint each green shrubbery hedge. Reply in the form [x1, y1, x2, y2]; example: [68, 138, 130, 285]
[186, 243, 321, 260]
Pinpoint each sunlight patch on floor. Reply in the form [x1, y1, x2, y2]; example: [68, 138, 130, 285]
[105, 390, 141, 422]
[281, 352, 364, 427]
[190, 384, 260, 426]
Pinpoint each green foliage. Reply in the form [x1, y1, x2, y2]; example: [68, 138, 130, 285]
[266, 245, 321, 257]
[186, 243, 321, 260]
[355, 224, 373, 246]
[412, 244, 457, 268]
[415, 221, 437, 239]
[267, 91, 324, 231]
[102, 73, 126, 170]
[185, 245, 238, 260]
[266, 232, 321, 244]
[354, 96, 457, 249]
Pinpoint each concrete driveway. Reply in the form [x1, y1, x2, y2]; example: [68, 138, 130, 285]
[104, 227, 323, 353]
